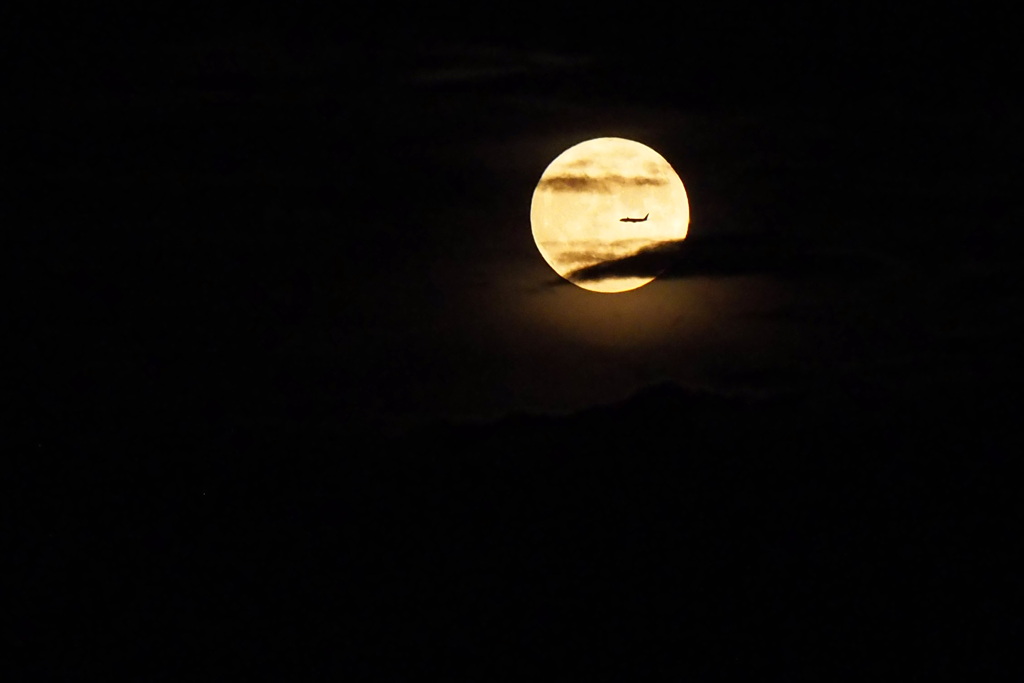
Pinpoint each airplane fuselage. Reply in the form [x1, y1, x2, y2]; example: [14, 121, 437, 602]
[619, 212, 649, 223]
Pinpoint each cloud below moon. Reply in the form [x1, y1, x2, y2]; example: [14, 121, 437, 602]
[566, 239, 684, 282]
[564, 236, 900, 283]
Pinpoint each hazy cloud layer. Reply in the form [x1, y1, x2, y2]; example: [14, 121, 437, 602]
[537, 173, 669, 193]
[564, 236, 898, 283]
[545, 238, 658, 270]
[566, 240, 684, 282]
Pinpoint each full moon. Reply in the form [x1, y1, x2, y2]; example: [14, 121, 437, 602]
[531, 137, 689, 293]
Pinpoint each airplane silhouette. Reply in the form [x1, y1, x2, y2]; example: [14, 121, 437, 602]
[619, 213, 649, 223]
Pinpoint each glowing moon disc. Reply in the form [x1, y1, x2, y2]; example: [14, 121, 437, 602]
[531, 137, 689, 293]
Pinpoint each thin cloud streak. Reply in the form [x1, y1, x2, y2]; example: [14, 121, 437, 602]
[563, 236, 899, 283]
[536, 173, 669, 193]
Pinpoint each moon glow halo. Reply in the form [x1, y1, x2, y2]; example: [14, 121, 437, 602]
[530, 137, 689, 293]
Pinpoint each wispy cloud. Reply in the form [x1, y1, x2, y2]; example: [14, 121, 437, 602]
[562, 236, 899, 283]
[566, 239, 684, 281]
[536, 173, 669, 193]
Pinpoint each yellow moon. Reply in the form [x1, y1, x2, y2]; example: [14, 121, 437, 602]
[531, 137, 689, 293]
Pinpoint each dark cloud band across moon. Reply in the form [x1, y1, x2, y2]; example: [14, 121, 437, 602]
[565, 236, 899, 283]
[536, 172, 670, 193]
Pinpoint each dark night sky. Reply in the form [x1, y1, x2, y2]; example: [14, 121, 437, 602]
[10, 2, 1024, 678]
[14, 4, 1022, 433]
